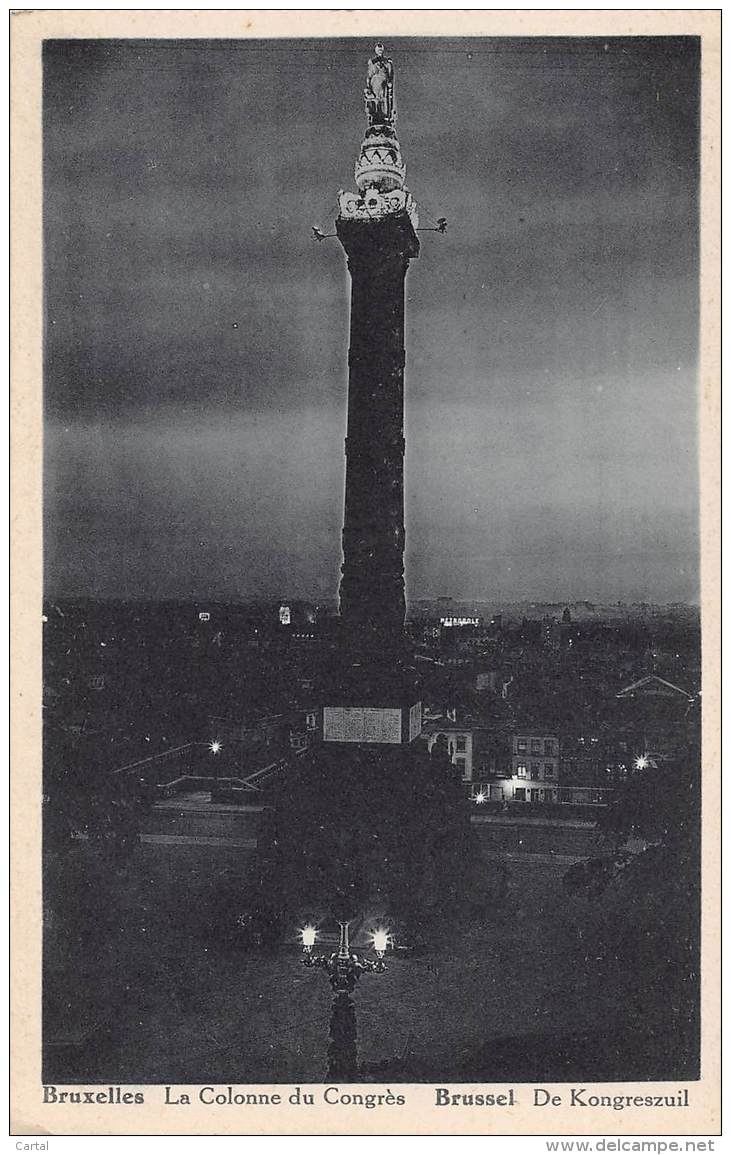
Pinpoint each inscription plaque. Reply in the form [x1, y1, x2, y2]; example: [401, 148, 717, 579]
[323, 706, 402, 744]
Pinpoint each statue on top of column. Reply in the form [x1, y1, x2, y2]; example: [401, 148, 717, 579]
[364, 43, 395, 126]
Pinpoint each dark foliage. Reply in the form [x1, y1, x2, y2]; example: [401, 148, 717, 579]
[43, 715, 152, 855]
[560, 739, 701, 1078]
[597, 739, 701, 853]
[253, 740, 473, 935]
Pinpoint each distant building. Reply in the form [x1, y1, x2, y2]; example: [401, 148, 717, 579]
[508, 729, 560, 802]
[615, 673, 694, 704]
[475, 669, 497, 692]
[275, 600, 316, 629]
[541, 615, 561, 651]
[613, 673, 698, 765]
[305, 709, 318, 732]
[423, 720, 509, 783]
[558, 674, 698, 788]
[424, 723, 475, 780]
[542, 608, 573, 651]
[559, 732, 611, 787]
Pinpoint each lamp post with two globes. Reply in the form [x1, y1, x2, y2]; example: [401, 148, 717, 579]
[299, 921, 390, 1079]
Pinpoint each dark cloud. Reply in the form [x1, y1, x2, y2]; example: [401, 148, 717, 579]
[43, 36, 700, 602]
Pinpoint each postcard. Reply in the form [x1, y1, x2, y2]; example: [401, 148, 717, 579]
[10, 8, 720, 1137]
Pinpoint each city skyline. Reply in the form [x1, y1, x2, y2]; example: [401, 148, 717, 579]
[44, 36, 700, 604]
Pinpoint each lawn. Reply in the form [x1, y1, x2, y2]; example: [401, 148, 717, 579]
[43, 831, 698, 1083]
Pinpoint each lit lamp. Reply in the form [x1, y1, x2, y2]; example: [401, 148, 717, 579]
[369, 927, 390, 958]
[207, 738, 225, 798]
[472, 790, 486, 805]
[300, 924, 318, 954]
[301, 921, 387, 991]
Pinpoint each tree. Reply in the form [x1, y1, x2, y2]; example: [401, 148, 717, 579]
[561, 738, 701, 1077]
[252, 738, 473, 939]
[43, 715, 150, 860]
[596, 738, 700, 855]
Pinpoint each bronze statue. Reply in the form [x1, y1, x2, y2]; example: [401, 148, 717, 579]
[364, 43, 395, 125]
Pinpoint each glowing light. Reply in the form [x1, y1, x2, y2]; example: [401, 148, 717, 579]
[300, 925, 317, 952]
[473, 791, 486, 804]
[209, 740, 222, 755]
[634, 754, 649, 770]
[369, 927, 390, 957]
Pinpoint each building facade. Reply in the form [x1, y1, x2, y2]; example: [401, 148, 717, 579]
[425, 724, 476, 781]
[510, 730, 560, 800]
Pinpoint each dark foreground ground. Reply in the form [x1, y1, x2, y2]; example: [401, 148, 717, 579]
[43, 820, 698, 1085]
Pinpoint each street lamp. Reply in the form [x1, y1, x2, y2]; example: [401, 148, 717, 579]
[301, 920, 386, 992]
[300, 920, 388, 1081]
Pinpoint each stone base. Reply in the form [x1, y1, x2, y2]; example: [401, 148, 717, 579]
[320, 649, 422, 745]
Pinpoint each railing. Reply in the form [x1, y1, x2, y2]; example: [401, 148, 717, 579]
[113, 741, 294, 792]
[156, 775, 256, 799]
[241, 758, 290, 788]
[113, 742, 201, 785]
[468, 782, 614, 807]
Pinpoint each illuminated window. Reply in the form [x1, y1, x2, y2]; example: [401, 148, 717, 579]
[517, 739, 527, 753]
[516, 763, 527, 778]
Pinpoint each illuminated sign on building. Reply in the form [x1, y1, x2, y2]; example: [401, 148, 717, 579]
[279, 605, 291, 626]
[440, 616, 481, 627]
[198, 612, 210, 622]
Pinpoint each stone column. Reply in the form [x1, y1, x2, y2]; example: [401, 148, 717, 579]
[336, 209, 419, 658]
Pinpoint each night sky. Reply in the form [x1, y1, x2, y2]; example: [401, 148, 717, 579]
[44, 37, 700, 603]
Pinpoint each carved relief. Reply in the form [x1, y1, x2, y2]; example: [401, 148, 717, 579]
[338, 188, 419, 229]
